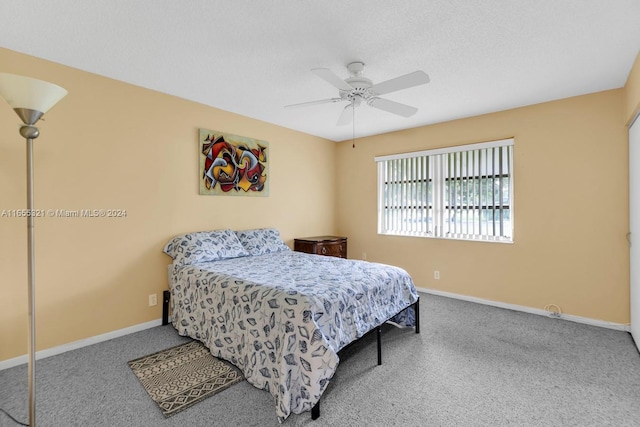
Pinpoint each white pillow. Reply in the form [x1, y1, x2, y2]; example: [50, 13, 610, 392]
[163, 229, 249, 265]
[235, 228, 290, 256]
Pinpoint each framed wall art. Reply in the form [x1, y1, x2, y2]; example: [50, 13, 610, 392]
[199, 128, 269, 196]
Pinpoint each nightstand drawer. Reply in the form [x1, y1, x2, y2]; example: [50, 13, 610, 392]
[294, 236, 347, 258]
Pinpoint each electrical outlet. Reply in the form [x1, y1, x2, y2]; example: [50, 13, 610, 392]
[362, 252, 367, 260]
[149, 294, 157, 307]
[434, 270, 440, 280]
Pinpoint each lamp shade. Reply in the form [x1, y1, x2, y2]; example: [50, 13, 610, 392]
[0, 73, 67, 114]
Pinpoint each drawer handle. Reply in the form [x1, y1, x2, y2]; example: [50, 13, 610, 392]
[321, 247, 327, 254]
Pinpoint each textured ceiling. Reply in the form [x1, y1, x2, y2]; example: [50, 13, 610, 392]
[1, 1, 639, 142]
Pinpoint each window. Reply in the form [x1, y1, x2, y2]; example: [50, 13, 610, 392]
[375, 138, 514, 242]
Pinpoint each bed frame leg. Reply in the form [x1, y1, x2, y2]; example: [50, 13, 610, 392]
[377, 326, 382, 365]
[311, 401, 320, 420]
[162, 290, 170, 326]
[414, 297, 420, 334]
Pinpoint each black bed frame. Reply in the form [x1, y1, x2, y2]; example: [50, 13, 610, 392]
[161, 290, 420, 420]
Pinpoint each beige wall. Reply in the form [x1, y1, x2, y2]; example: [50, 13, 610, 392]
[0, 49, 337, 361]
[625, 50, 640, 125]
[336, 89, 629, 324]
[2, 46, 636, 362]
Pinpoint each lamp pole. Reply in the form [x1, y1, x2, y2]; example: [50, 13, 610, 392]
[22, 124, 40, 426]
[0, 74, 67, 427]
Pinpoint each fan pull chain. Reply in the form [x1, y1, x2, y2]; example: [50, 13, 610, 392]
[352, 101, 356, 148]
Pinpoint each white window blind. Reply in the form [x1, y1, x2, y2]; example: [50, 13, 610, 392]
[376, 138, 514, 242]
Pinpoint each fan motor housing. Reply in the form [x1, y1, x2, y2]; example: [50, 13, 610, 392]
[341, 76, 373, 102]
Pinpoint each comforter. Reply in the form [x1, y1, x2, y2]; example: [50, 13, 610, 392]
[168, 251, 418, 421]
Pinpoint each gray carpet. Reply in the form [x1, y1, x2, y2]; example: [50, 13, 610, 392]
[1, 293, 640, 427]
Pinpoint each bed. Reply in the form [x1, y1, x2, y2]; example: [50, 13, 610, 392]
[163, 228, 419, 422]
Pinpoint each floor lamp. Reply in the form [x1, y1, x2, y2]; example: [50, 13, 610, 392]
[0, 73, 67, 427]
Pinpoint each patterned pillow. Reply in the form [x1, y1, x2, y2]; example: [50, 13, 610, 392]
[163, 229, 249, 265]
[235, 228, 290, 256]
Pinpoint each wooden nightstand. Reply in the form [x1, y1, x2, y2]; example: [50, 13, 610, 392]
[294, 236, 347, 258]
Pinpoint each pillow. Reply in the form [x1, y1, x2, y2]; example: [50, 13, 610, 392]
[163, 229, 249, 265]
[235, 228, 290, 256]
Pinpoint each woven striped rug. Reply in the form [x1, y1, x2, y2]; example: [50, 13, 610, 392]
[128, 340, 244, 417]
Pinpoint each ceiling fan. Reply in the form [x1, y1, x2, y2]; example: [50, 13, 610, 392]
[285, 62, 430, 126]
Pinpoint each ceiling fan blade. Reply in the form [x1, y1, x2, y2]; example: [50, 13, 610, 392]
[369, 97, 418, 117]
[284, 98, 343, 109]
[370, 70, 430, 96]
[336, 103, 354, 126]
[311, 68, 354, 91]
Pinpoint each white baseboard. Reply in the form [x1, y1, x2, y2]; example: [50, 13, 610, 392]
[0, 318, 167, 371]
[417, 287, 631, 332]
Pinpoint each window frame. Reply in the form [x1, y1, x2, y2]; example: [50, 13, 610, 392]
[375, 138, 514, 243]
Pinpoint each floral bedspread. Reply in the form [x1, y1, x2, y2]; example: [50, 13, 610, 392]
[168, 251, 418, 421]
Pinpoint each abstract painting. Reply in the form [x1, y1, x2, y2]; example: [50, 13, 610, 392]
[199, 129, 269, 196]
